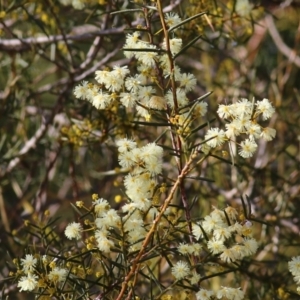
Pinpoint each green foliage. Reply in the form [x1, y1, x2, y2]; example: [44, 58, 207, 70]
[0, 0, 300, 299]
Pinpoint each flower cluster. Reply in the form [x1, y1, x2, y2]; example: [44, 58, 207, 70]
[235, 0, 253, 17]
[196, 286, 244, 300]
[62, 138, 163, 255]
[75, 196, 121, 254]
[74, 13, 209, 122]
[17, 254, 68, 292]
[94, 197, 121, 253]
[17, 254, 38, 292]
[59, 0, 85, 10]
[288, 256, 300, 294]
[168, 205, 253, 299]
[189, 208, 257, 298]
[203, 98, 276, 158]
[193, 206, 258, 263]
[59, 0, 105, 9]
[65, 222, 83, 240]
[117, 139, 163, 175]
[118, 139, 164, 250]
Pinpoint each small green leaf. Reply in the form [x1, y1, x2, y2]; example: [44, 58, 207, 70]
[173, 35, 202, 59]
[110, 8, 143, 15]
[168, 12, 207, 33]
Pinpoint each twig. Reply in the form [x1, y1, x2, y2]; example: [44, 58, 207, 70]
[79, 2, 111, 70]
[0, 91, 66, 178]
[116, 158, 192, 300]
[0, 0, 183, 53]
[46, 0, 76, 68]
[0, 27, 124, 52]
[35, 47, 123, 95]
[265, 14, 300, 68]
[0, 186, 10, 233]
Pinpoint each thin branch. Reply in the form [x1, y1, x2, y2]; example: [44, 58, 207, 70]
[34, 47, 123, 95]
[116, 158, 192, 300]
[0, 186, 10, 233]
[265, 14, 300, 68]
[0, 26, 124, 52]
[162, 0, 183, 13]
[0, 90, 66, 178]
[46, 0, 76, 68]
[79, 2, 111, 70]
[0, 0, 183, 53]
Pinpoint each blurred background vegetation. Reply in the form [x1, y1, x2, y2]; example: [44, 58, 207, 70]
[0, 0, 299, 298]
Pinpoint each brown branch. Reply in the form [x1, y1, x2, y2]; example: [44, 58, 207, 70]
[34, 145, 62, 213]
[115, 158, 192, 300]
[0, 186, 10, 233]
[265, 14, 300, 68]
[46, 0, 76, 68]
[79, 2, 112, 70]
[0, 91, 66, 179]
[0, 0, 183, 53]
[0, 27, 124, 52]
[35, 47, 124, 95]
